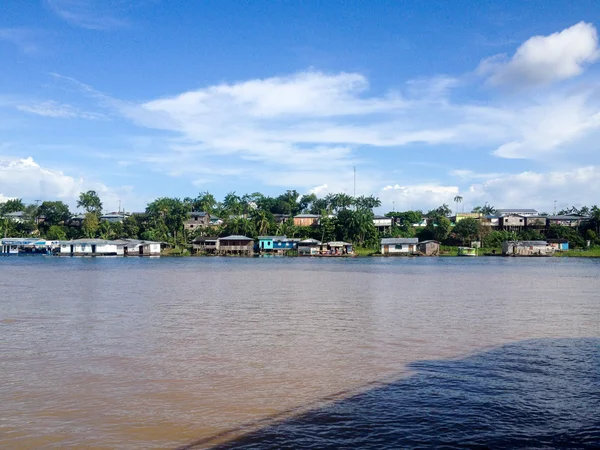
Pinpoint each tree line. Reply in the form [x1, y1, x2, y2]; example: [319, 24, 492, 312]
[2, 192, 600, 249]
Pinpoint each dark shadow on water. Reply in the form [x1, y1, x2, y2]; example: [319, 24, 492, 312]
[177, 338, 600, 449]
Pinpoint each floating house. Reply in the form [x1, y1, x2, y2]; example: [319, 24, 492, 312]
[1, 238, 59, 255]
[380, 238, 418, 255]
[59, 239, 125, 256]
[59, 239, 161, 256]
[417, 240, 440, 256]
[502, 241, 555, 256]
[320, 241, 354, 256]
[218, 235, 254, 255]
[257, 236, 297, 253]
[297, 238, 321, 256]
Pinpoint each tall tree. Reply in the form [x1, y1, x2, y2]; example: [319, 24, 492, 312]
[77, 190, 103, 214]
[453, 217, 480, 244]
[355, 195, 382, 211]
[453, 195, 463, 215]
[82, 212, 99, 238]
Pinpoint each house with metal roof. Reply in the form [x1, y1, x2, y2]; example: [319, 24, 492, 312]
[185, 211, 210, 231]
[380, 238, 419, 255]
[59, 239, 125, 256]
[192, 236, 219, 254]
[2, 211, 26, 223]
[218, 235, 254, 255]
[257, 236, 296, 253]
[293, 214, 320, 227]
[417, 240, 440, 256]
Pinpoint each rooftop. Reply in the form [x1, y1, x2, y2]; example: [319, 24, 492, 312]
[219, 235, 253, 241]
[381, 238, 419, 244]
[294, 214, 320, 218]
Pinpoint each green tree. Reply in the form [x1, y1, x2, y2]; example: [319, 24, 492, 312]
[0, 198, 25, 215]
[46, 225, 67, 240]
[193, 191, 217, 213]
[453, 195, 463, 214]
[82, 212, 99, 238]
[123, 216, 140, 239]
[430, 216, 452, 242]
[453, 217, 480, 244]
[355, 195, 382, 211]
[38, 201, 71, 232]
[77, 190, 103, 214]
[428, 204, 452, 218]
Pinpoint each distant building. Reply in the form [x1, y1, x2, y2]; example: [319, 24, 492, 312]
[496, 209, 539, 217]
[373, 215, 393, 231]
[185, 212, 210, 230]
[417, 240, 440, 256]
[380, 238, 418, 255]
[293, 214, 320, 227]
[321, 241, 354, 256]
[100, 212, 130, 223]
[453, 213, 482, 223]
[58, 239, 160, 256]
[3, 211, 26, 223]
[502, 241, 555, 256]
[525, 216, 547, 229]
[480, 215, 500, 228]
[546, 215, 581, 228]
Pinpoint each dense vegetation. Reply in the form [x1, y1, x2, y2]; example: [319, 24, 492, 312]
[2, 191, 600, 251]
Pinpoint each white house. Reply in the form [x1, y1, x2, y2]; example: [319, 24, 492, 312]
[380, 238, 419, 255]
[60, 239, 125, 256]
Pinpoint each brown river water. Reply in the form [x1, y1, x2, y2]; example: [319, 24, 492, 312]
[1, 256, 599, 449]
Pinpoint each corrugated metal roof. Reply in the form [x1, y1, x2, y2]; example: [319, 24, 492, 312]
[219, 235, 253, 241]
[381, 238, 418, 244]
[497, 208, 538, 214]
[294, 214, 320, 218]
[258, 236, 287, 240]
[506, 240, 548, 246]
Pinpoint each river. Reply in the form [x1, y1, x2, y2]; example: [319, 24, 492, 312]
[1, 257, 599, 449]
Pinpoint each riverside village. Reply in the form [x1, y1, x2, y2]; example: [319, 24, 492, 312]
[1, 191, 599, 258]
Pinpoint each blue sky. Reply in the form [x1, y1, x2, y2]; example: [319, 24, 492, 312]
[1, 0, 600, 213]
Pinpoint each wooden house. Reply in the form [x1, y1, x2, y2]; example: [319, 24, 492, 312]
[500, 214, 526, 231]
[380, 238, 418, 255]
[218, 235, 254, 255]
[417, 240, 440, 256]
[293, 214, 320, 227]
[502, 241, 555, 256]
[320, 241, 354, 256]
[192, 236, 219, 254]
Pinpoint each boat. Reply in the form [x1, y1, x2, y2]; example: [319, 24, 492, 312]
[457, 246, 477, 256]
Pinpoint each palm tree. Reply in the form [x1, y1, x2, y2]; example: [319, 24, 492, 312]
[453, 195, 463, 215]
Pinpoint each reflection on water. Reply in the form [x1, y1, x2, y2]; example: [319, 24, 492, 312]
[1, 257, 599, 449]
[211, 338, 600, 449]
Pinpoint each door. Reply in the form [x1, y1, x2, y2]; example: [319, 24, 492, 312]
[91, 244, 97, 254]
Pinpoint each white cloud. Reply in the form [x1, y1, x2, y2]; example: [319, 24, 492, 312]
[379, 183, 459, 211]
[480, 22, 600, 87]
[467, 166, 600, 212]
[0, 28, 38, 55]
[0, 156, 139, 211]
[45, 0, 131, 30]
[16, 101, 105, 119]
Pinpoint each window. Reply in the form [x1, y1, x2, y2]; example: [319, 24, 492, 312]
[395, 244, 403, 250]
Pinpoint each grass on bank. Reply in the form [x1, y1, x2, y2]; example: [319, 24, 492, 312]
[555, 247, 600, 257]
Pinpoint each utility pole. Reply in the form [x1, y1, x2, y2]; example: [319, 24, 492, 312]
[393, 200, 395, 212]
[118, 200, 121, 214]
[554, 200, 557, 215]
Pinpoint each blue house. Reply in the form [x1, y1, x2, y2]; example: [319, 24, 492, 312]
[257, 236, 297, 253]
[547, 239, 569, 251]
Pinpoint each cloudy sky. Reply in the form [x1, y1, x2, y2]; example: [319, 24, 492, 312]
[1, 1, 600, 213]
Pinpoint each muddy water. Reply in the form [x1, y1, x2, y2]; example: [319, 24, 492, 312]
[1, 257, 599, 449]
